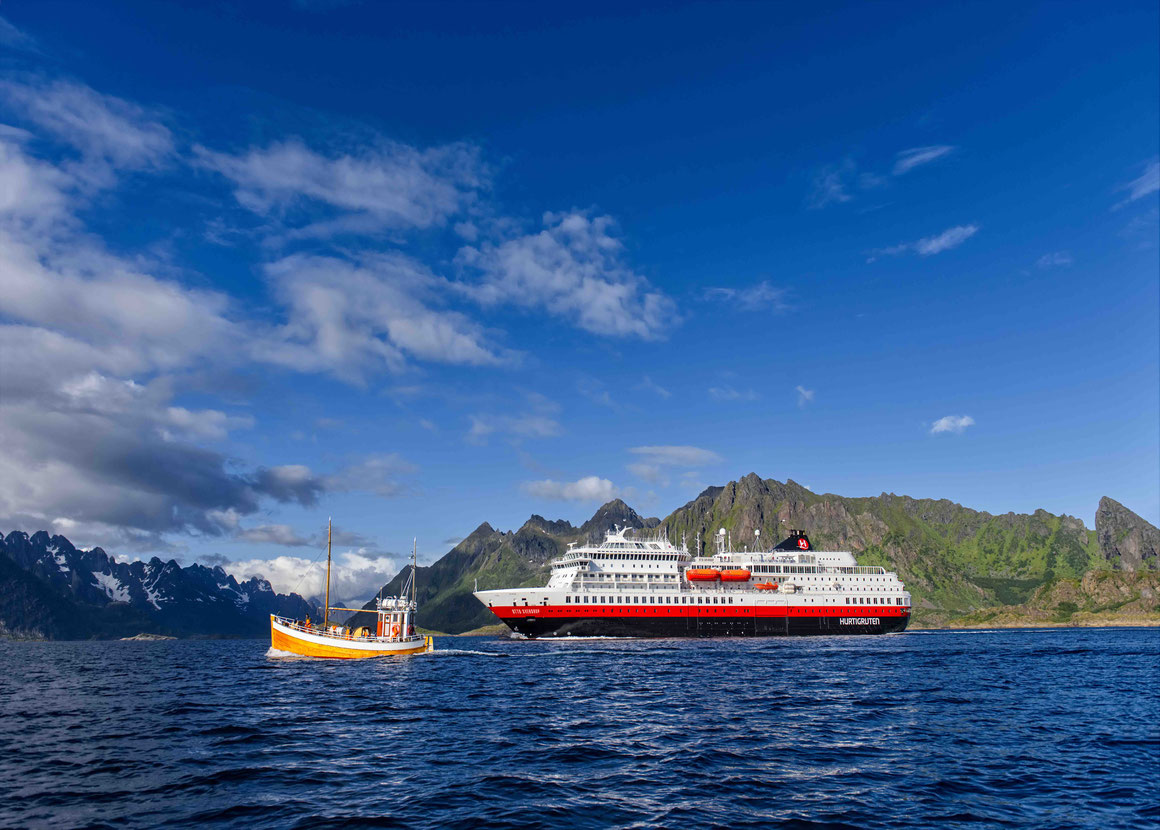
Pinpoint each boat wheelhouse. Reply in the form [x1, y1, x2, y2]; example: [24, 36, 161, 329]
[270, 523, 433, 658]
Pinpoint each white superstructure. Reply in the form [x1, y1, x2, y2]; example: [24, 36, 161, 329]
[474, 527, 911, 637]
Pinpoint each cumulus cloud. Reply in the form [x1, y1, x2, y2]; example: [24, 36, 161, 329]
[893, 145, 956, 175]
[457, 211, 678, 339]
[226, 550, 403, 604]
[930, 414, 975, 435]
[0, 127, 312, 545]
[868, 224, 979, 261]
[254, 252, 513, 381]
[796, 385, 815, 407]
[704, 280, 789, 311]
[521, 476, 620, 502]
[195, 138, 485, 237]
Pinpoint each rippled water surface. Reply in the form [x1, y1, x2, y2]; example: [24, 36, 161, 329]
[2, 628, 1157, 829]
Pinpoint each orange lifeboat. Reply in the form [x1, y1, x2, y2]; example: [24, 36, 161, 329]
[720, 569, 751, 582]
[754, 581, 776, 590]
[686, 568, 721, 581]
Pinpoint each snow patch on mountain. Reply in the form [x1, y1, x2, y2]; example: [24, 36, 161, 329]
[92, 571, 130, 602]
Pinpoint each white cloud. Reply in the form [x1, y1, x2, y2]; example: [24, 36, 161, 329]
[255, 252, 513, 381]
[1036, 251, 1073, 269]
[709, 384, 758, 402]
[893, 145, 956, 175]
[457, 211, 678, 339]
[325, 453, 417, 497]
[915, 224, 979, 255]
[467, 414, 561, 444]
[811, 146, 958, 209]
[577, 377, 617, 409]
[521, 476, 620, 502]
[226, 550, 402, 604]
[0, 77, 173, 174]
[627, 445, 721, 486]
[628, 445, 722, 467]
[704, 280, 789, 311]
[0, 15, 37, 50]
[796, 385, 815, 407]
[807, 161, 854, 209]
[641, 375, 671, 398]
[869, 224, 979, 261]
[237, 524, 314, 547]
[1115, 159, 1159, 209]
[0, 130, 317, 542]
[467, 392, 562, 444]
[195, 138, 484, 237]
[930, 414, 975, 435]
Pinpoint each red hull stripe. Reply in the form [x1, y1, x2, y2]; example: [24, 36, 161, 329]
[490, 604, 910, 620]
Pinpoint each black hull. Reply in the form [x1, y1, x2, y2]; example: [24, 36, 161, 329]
[498, 613, 909, 638]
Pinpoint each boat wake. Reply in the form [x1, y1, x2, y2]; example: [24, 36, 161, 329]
[422, 648, 508, 658]
[266, 647, 313, 659]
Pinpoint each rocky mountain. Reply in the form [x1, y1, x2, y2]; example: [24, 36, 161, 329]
[0, 531, 317, 639]
[356, 475, 1156, 634]
[1095, 497, 1159, 571]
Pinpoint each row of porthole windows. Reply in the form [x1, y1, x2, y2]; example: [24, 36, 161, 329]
[565, 595, 735, 605]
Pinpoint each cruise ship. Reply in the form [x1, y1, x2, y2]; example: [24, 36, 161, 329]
[473, 526, 911, 637]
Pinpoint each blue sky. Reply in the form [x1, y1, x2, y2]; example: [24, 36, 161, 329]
[1, 1, 1156, 599]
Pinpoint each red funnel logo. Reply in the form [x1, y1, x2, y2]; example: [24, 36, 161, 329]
[797, 537, 809, 550]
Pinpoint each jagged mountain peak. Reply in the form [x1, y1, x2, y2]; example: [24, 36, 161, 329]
[580, 499, 659, 537]
[1096, 496, 1159, 572]
[521, 515, 576, 536]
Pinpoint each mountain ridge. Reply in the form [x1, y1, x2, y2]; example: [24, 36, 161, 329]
[350, 475, 1156, 634]
[0, 530, 317, 639]
[4, 477, 1155, 639]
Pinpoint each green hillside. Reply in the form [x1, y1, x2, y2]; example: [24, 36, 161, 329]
[351, 475, 1156, 634]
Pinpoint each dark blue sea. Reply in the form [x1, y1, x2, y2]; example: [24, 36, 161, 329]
[1, 628, 1157, 829]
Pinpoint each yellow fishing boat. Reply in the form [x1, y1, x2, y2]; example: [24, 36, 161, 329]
[270, 521, 433, 659]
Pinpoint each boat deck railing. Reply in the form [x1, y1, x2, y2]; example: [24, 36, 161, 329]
[272, 615, 423, 644]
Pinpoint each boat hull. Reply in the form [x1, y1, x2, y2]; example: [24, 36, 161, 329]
[270, 616, 432, 658]
[488, 606, 910, 638]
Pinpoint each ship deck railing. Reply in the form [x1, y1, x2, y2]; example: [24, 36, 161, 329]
[272, 615, 423, 644]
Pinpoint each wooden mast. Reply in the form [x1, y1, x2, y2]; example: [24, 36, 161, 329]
[324, 518, 332, 630]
